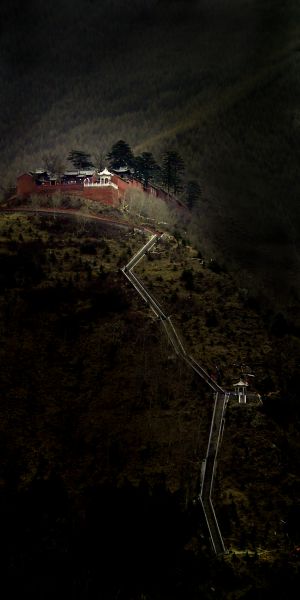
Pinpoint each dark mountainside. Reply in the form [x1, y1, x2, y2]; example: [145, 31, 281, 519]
[1, 210, 300, 598]
[1, 1, 300, 308]
[1, 1, 300, 597]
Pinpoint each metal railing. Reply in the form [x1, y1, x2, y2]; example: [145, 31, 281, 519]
[83, 181, 118, 189]
[199, 392, 229, 555]
[122, 233, 228, 555]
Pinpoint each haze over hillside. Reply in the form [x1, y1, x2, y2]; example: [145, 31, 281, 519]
[1, 0, 300, 307]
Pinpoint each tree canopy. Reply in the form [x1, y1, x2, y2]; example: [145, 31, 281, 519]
[67, 150, 94, 171]
[133, 152, 160, 188]
[42, 153, 66, 178]
[107, 140, 134, 170]
[93, 151, 106, 172]
[186, 180, 201, 209]
[160, 151, 185, 195]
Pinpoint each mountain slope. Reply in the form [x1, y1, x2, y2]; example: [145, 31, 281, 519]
[1, 0, 300, 305]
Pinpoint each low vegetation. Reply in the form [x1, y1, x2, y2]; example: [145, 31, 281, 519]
[1, 211, 300, 597]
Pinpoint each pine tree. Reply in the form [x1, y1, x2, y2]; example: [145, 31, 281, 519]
[133, 152, 159, 188]
[107, 140, 134, 170]
[186, 180, 201, 209]
[67, 150, 94, 171]
[161, 151, 185, 195]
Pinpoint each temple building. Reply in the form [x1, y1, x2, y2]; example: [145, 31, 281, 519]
[16, 165, 188, 212]
[17, 168, 121, 206]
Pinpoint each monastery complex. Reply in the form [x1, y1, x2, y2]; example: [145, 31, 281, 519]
[16, 167, 184, 210]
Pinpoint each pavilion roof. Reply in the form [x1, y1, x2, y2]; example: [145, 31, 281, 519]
[99, 168, 112, 176]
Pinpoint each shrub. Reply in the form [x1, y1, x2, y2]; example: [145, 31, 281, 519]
[180, 268, 195, 290]
[80, 241, 97, 255]
[207, 259, 224, 274]
[205, 309, 218, 328]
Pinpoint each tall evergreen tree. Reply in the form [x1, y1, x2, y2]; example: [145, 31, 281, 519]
[161, 151, 185, 195]
[133, 152, 159, 188]
[67, 150, 94, 171]
[107, 140, 134, 170]
[186, 180, 201, 209]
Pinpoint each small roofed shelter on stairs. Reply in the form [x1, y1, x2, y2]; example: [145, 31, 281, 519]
[233, 379, 249, 404]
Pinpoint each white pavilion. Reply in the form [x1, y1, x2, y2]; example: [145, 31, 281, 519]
[233, 379, 249, 404]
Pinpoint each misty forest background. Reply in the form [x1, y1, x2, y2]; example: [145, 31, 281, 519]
[1, 0, 300, 311]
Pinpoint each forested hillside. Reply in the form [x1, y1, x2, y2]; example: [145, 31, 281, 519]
[1, 1, 300, 310]
[1, 211, 300, 597]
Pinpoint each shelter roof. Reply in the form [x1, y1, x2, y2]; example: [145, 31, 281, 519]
[233, 380, 249, 387]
